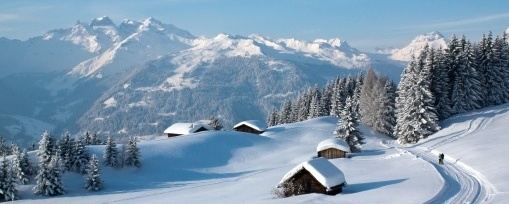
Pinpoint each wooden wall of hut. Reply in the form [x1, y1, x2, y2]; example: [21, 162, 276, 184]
[234, 125, 262, 134]
[318, 148, 346, 159]
[290, 169, 327, 195]
[167, 133, 182, 137]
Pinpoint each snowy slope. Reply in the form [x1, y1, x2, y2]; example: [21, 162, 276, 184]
[390, 31, 448, 61]
[15, 117, 441, 203]
[12, 103, 509, 203]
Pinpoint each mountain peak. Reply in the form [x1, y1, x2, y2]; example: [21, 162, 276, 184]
[412, 31, 444, 43]
[390, 31, 448, 61]
[142, 17, 164, 27]
[90, 16, 116, 27]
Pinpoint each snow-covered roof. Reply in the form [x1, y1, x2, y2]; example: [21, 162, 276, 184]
[316, 138, 350, 153]
[163, 123, 210, 135]
[233, 120, 267, 132]
[278, 157, 346, 190]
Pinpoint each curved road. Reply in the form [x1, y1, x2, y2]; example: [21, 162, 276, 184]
[382, 116, 495, 203]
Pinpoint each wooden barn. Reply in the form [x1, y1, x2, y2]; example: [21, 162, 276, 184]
[233, 120, 267, 135]
[163, 123, 210, 137]
[316, 138, 350, 159]
[277, 157, 346, 196]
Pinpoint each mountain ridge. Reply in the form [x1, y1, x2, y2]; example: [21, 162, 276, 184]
[0, 16, 414, 146]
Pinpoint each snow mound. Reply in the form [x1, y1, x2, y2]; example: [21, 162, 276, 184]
[317, 138, 350, 152]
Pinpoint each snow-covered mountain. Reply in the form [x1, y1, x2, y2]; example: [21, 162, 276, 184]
[0, 17, 405, 146]
[389, 31, 448, 61]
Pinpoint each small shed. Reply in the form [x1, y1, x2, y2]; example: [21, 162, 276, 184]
[163, 123, 210, 137]
[316, 138, 350, 159]
[233, 120, 267, 135]
[277, 157, 346, 196]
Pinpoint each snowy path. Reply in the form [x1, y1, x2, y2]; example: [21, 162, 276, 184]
[381, 115, 495, 203]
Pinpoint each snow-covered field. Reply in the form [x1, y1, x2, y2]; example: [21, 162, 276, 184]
[12, 104, 509, 203]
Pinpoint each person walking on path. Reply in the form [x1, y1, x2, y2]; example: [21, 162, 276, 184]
[439, 153, 444, 164]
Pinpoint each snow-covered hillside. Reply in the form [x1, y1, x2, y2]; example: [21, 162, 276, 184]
[13, 103, 509, 203]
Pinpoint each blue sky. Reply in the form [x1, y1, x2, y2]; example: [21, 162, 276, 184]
[1, 0, 509, 51]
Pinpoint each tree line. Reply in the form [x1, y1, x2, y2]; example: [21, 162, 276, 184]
[269, 31, 509, 145]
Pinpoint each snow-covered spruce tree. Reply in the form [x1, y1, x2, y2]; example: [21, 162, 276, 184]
[475, 32, 493, 106]
[395, 48, 440, 144]
[103, 136, 119, 167]
[431, 47, 453, 120]
[37, 131, 56, 164]
[374, 78, 397, 138]
[11, 145, 30, 185]
[297, 92, 311, 122]
[279, 100, 293, 124]
[486, 36, 509, 105]
[1, 156, 19, 201]
[320, 82, 334, 116]
[124, 137, 141, 168]
[72, 138, 90, 174]
[208, 116, 223, 130]
[0, 135, 6, 156]
[266, 108, 279, 127]
[20, 149, 35, 177]
[83, 131, 92, 146]
[33, 153, 65, 196]
[335, 96, 363, 153]
[330, 77, 346, 117]
[63, 138, 76, 172]
[307, 85, 322, 119]
[58, 132, 73, 172]
[91, 133, 102, 145]
[454, 39, 483, 112]
[84, 155, 103, 191]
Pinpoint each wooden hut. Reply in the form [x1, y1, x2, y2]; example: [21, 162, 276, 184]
[163, 123, 210, 137]
[316, 138, 350, 159]
[233, 120, 267, 135]
[277, 157, 346, 196]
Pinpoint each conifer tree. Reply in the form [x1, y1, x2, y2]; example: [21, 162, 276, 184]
[124, 137, 141, 168]
[37, 131, 56, 164]
[267, 108, 279, 127]
[11, 146, 29, 184]
[0, 156, 19, 201]
[307, 85, 322, 119]
[33, 153, 64, 196]
[395, 49, 440, 144]
[0, 135, 6, 156]
[84, 155, 103, 191]
[335, 97, 363, 153]
[83, 131, 92, 146]
[72, 139, 90, 174]
[297, 92, 311, 121]
[58, 132, 72, 172]
[103, 136, 118, 167]
[91, 133, 102, 145]
[279, 100, 293, 124]
[374, 78, 397, 138]
[431, 48, 453, 119]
